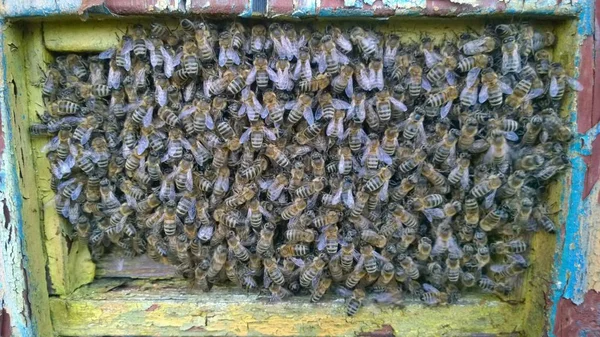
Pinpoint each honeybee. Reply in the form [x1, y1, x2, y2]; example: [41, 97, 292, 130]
[548, 62, 583, 102]
[461, 36, 497, 55]
[479, 68, 513, 107]
[268, 59, 294, 92]
[425, 86, 458, 118]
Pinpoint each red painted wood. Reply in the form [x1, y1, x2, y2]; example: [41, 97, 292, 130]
[554, 290, 600, 337]
[583, 135, 600, 199]
[576, 37, 594, 134]
[593, 0, 600, 127]
[187, 0, 247, 14]
[104, 0, 181, 14]
[268, 0, 294, 15]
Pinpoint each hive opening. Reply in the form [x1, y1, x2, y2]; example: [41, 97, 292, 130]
[28, 18, 577, 316]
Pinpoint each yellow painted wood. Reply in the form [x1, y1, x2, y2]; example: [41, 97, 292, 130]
[21, 22, 96, 295]
[24, 17, 574, 336]
[2, 21, 54, 336]
[50, 280, 524, 337]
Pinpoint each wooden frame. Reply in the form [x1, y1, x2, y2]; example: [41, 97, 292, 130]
[0, 4, 593, 336]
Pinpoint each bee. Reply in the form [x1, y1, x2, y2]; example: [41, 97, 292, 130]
[281, 198, 307, 220]
[248, 25, 268, 54]
[350, 27, 379, 60]
[479, 68, 513, 107]
[425, 86, 458, 118]
[327, 110, 346, 140]
[501, 36, 521, 74]
[461, 36, 497, 55]
[383, 34, 400, 69]
[372, 89, 407, 124]
[532, 206, 557, 233]
[262, 90, 285, 128]
[549, 62, 583, 102]
[240, 122, 277, 150]
[331, 65, 354, 98]
[268, 59, 294, 92]
[406, 64, 431, 97]
[457, 54, 489, 87]
[426, 55, 458, 86]
[204, 70, 236, 97]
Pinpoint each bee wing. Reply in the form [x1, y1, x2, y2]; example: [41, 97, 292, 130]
[440, 101, 452, 118]
[292, 63, 302, 81]
[142, 107, 154, 127]
[336, 50, 350, 65]
[567, 77, 584, 91]
[138, 135, 149, 155]
[421, 77, 432, 92]
[342, 190, 355, 208]
[332, 99, 351, 110]
[431, 236, 446, 256]
[445, 70, 457, 86]
[80, 128, 94, 145]
[326, 118, 338, 137]
[478, 84, 489, 103]
[378, 180, 389, 201]
[267, 67, 279, 83]
[316, 52, 327, 74]
[205, 114, 214, 130]
[264, 128, 277, 141]
[484, 190, 497, 209]
[422, 208, 445, 223]
[197, 225, 214, 241]
[155, 85, 167, 107]
[504, 131, 518, 142]
[68, 202, 80, 224]
[314, 107, 324, 121]
[466, 68, 481, 88]
[217, 176, 230, 194]
[379, 149, 393, 165]
[461, 168, 470, 190]
[121, 38, 134, 54]
[303, 106, 315, 125]
[246, 68, 257, 85]
[108, 67, 121, 89]
[227, 49, 241, 65]
[291, 257, 306, 268]
[345, 77, 354, 98]
[99, 48, 116, 59]
[499, 81, 513, 95]
[337, 121, 345, 140]
[389, 97, 407, 112]
[239, 128, 252, 144]
[71, 183, 83, 201]
[372, 250, 389, 263]
[424, 49, 442, 68]
[335, 286, 354, 298]
[489, 264, 505, 273]
[186, 171, 194, 192]
[317, 231, 327, 251]
[125, 194, 138, 209]
[217, 47, 228, 67]
[422, 283, 440, 294]
[41, 136, 60, 153]
[526, 88, 544, 100]
[284, 100, 297, 110]
[332, 186, 343, 205]
[180, 106, 196, 120]
[337, 156, 346, 174]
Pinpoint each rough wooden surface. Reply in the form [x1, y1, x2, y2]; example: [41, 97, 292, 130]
[0, 21, 54, 337]
[50, 279, 526, 337]
[96, 254, 177, 279]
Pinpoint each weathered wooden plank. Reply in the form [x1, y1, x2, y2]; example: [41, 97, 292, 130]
[50, 280, 525, 337]
[96, 254, 177, 279]
[0, 21, 53, 337]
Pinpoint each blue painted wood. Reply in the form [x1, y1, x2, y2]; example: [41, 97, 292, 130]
[0, 19, 40, 337]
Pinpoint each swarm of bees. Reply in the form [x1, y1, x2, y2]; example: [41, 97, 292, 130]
[31, 20, 579, 316]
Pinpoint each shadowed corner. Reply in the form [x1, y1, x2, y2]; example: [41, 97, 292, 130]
[0, 307, 11, 337]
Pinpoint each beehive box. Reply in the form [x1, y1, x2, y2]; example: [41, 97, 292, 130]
[0, 1, 595, 336]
